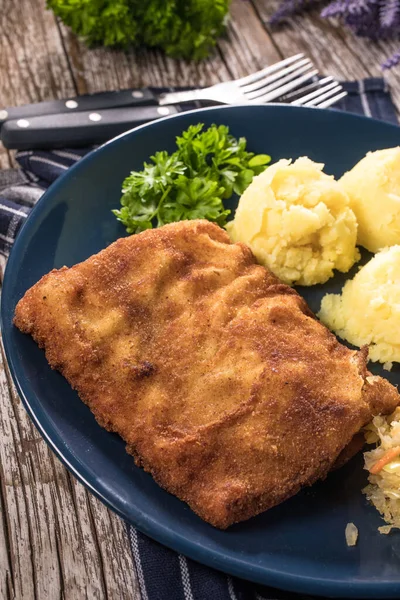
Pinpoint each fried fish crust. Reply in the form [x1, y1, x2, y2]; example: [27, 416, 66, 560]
[14, 220, 400, 528]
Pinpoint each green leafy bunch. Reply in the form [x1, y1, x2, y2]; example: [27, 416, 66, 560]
[113, 123, 271, 234]
[47, 0, 231, 60]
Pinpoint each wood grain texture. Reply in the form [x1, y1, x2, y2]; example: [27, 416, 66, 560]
[0, 0, 76, 177]
[0, 340, 138, 600]
[1, 0, 400, 598]
[57, 0, 280, 95]
[254, 2, 400, 115]
[0, 146, 12, 170]
[0, 1, 139, 598]
[0, 0, 76, 105]
[217, 0, 281, 78]
[57, 21, 230, 94]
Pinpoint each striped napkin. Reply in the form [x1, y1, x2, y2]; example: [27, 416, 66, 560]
[0, 79, 397, 600]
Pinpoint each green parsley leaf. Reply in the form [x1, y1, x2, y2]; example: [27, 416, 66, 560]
[113, 123, 271, 234]
[122, 152, 186, 198]
[248, 154, 272, 168]
[160, 176, 230, 226]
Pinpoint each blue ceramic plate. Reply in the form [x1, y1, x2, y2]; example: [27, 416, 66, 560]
[2, 105, 400, 599]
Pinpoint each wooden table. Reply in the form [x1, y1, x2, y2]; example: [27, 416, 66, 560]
[1, 2, 400, 598]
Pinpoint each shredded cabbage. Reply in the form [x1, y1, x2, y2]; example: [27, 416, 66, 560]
[345, 522, 358, 546]
[363, 407, 400, 533]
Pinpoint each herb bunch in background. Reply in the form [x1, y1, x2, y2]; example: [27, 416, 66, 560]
[272, 0, 400, 69]
[47, 0, 230, 60]
[113, 124, 271, 234]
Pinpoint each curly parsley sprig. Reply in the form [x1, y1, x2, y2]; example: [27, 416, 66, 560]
[113, 123, 271, 234]
[47, 0, 231, 60]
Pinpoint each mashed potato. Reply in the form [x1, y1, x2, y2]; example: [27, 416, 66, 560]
[340, 147, 400, 253]
[226, 157, 360, 286]
[318, 246, 400, 363]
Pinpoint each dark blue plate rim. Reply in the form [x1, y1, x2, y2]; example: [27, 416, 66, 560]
[2, 104, 400, 599]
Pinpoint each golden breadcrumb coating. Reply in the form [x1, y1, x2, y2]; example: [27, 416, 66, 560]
[14, 220, 400, 528]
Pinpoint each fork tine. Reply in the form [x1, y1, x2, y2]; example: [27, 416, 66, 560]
[282, 76, 334, 102]
[247, 69, 318, 103]
[249, 70, 319, 104]
[291, 81, 342, 106]
[311, 91, 348, 109]
[300, 84, 344, 108]
[244, 65, 316, 101]
[239, 58, 313, 94]
[234, 54, 305, 87]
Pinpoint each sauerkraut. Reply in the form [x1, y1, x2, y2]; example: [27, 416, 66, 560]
[363, 407, 400, 533]
[345, 522, 358, 546]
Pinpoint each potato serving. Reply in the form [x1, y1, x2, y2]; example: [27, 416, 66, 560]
[340, 147, 400, 253]
[226, 157, 360, 286]
[318, 246, 400, 365]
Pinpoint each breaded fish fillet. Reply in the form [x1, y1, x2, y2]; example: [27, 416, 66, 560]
[14, 220, 400, 529]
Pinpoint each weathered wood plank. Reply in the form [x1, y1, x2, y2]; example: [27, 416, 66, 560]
[0, 0, 76, 171]
[0, 345, 36, 600]
[0, 339, 138, 600]
[58, 22, 231, 95]
[58, 0, 280, 94]
[87, 494, 138, 597]
[0, 146, 11, 170]
[0, 2, 139, 597]
[0, 381, 12, 600]
[254, 2, 400, 115]
[217, 0, 281, 78]
[254, 2, 373, 79]
[0, 0, 76, 107]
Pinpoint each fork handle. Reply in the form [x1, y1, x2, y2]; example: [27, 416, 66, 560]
[158, 89, 206, 106]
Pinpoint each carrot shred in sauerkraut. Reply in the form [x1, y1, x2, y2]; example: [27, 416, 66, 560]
[369, 446, 400, 475]
[363, 407, 400, 534]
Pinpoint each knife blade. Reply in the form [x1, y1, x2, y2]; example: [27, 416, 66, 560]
[0, 88, 159, 130]
[1, 104, 179, 150]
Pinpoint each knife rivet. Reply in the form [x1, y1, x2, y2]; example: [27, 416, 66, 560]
[17, 119, 30, 128]
[89, 113, 102, 122]
[0, 109, 8, 120]
[132, 91, 144, 98]
[157, 107, 170, 116]
[65, 100, 78, 109]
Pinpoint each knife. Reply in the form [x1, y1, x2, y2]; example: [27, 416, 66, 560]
[1, 104, 179, 150]
[0, 88, 159, 130]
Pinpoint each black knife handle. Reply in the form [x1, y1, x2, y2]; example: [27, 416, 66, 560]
[1, 105, 179, 150]
[0, 88, 158, 129]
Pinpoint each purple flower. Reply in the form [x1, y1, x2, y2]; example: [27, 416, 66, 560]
[269, 0, 324, 24]
[380, 0, 399, 28]
[271, 0, 400, 68]
[382, 49, 400, 68]
[321, 1, 353, 17]
[321, 0, 378, 17]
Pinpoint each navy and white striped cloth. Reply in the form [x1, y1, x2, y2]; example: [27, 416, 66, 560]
[0, 79, 397, 599]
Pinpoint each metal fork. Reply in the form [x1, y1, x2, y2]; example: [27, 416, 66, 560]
[159, 54, 318, 106]
[286, 76, 347, 109]
[159, 55, 346, 110]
